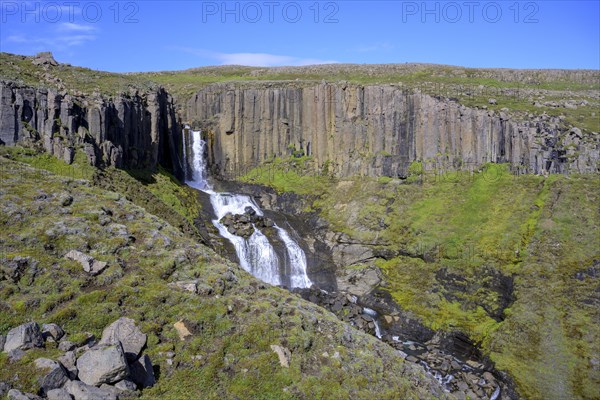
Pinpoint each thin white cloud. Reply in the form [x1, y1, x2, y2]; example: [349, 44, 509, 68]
[355, 43, 395, 53]
[5, 33, 96, 49]
[177, 47, 338, 67]
[58, 22, 96, 32]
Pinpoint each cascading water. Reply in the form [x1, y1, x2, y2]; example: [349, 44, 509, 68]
[184, 129, 312, 289]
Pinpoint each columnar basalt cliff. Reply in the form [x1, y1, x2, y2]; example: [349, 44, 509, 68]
[0, 81, 181, 169]
[186, 83, 599, 178]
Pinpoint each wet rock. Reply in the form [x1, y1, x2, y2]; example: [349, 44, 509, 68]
[99, 317, 147, 362]
[34, 358, 69, 395]
[3, 322, 44, 352]
[76, 343, 130, 386]
[64, 250, 108, 276]
[129, 354, 156, 388]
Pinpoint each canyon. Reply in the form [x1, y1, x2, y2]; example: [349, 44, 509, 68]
[1, 52, 599, 399]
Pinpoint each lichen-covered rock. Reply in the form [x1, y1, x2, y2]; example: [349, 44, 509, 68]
[3, 322, 44, 352]
[99, 318, 147, 362]
[76, 343, 129, 386]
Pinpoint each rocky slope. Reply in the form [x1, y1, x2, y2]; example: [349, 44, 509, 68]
[0, 155, 449, 400]
[186, 82, 599, 179]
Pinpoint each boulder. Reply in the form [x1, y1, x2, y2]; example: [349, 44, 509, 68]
[64, 250, 108, 276]
[34, 358, 69, 395]
[42, 323, 65, 342]
[58, 351, 78, 379]
[76, 343, 130, 386]
[7, 389, 42, 400]
[46, 388, 73, 400]
[64, 380, 116, 400]
[99, 318, 146, 362]
[3, 322, 44, 352]
[114, 379, 138, 392]
[129, 354, 156, 388]
[58, 341, 76, 352]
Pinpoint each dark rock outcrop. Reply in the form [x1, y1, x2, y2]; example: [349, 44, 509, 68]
[0, 81, 181, 171]
[186, 82, 599, 178]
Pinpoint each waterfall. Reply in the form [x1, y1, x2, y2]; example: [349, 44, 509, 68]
[184, 129, 312, 289]
[363, 307, 383, 339]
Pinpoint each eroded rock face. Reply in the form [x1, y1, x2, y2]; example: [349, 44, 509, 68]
[0, 81, 180, 171]
[187, 83, 599, 178]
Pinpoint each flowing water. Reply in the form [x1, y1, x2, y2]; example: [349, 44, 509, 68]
[183, 129, 312, 288]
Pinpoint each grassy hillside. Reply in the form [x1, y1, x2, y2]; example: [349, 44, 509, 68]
[0, 151, 450, 399]
[241, 157, 600, 399]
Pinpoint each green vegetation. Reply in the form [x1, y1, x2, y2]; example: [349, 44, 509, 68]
[0, 155, 444, 400]
[245, 159, 600, 399]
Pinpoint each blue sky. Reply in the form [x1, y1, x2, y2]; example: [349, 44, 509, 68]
[1, 1, 598, 72]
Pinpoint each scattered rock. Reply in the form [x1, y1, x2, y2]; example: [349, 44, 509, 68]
[0, 382, 11, 397]
[76, 343, 130, 386]
[270, 344, 291, 368]
[58, 341, 76, 352]
[129, 354, 156, 388]
[46, 388, 72, 400]
[58, 351, 78, 379]
[173, 320, 192, 341]
[32, 52, 58, 67]
[99, 317, 147, 362]
[64, 250, 108, 276]
[42, 323, 65, 342]
[196, 283, 214, 296]
[168, 280, 198, 294]
[7, 389, 41, 400]
[488, 98, 497, 105]
[114, 379, 138, 392]
[34, 358, 69, 395]
[3, 322, 44, 352]
[59, 194, 73, 207]
[0, 335, 5, 350]
[64, 380, 116, 400]
[7, 349, 26, 361]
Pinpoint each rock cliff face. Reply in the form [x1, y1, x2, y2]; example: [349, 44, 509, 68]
[186, 83, 599, 178]
[0, 81, 181, 170]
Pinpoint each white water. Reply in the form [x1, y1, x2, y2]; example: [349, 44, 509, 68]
[184, 129, 312, 288]
[363, 307, 383, 339]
